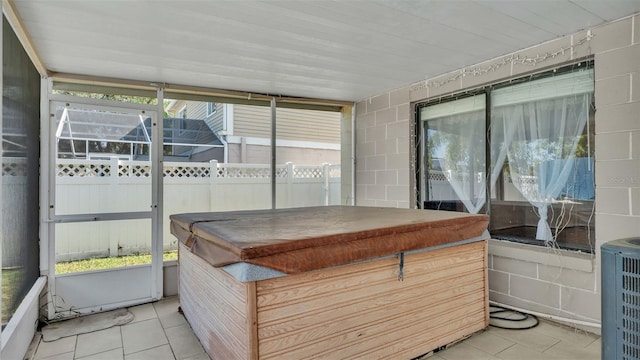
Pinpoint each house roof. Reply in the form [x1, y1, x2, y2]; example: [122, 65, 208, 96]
[6, 1, 640, 102]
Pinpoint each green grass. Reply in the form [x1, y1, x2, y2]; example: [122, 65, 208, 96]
[1, 252, 178, 325]
[55, 251, 178, 274]
[2, 268, 23, 326]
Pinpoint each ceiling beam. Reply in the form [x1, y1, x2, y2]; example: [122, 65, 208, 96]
[2, 0, 49, 76]
[51, 72, 351, 112]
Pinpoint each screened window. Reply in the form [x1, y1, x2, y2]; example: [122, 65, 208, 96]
[2, 16, 41, 327]
[420, 65, 595, 252]
[423, 94, 486, 213]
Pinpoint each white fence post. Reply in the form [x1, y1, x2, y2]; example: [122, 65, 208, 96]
[323, 163, 330, 206]
[209, 160, 218, 211]
[110, 156, 119, 184]
[286, 162, 294, 207]
[109, 156, 120, 257]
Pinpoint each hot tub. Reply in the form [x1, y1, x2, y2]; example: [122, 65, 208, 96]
[171, 206, 489, 359]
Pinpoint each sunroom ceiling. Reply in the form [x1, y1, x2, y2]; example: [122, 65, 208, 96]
[7, 0, 640, 102]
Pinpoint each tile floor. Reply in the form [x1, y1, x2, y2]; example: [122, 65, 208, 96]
[30, 297, 210, 360]
[29, 297, 600, 360]
[432, 320, 600, 360]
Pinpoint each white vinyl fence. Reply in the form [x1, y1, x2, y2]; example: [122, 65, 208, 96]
[427, 170, 528, 204]
[51, 159, 341, 261]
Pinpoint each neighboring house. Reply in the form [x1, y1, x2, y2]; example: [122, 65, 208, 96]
[166, 100, 341, 164]
[154, 117, 224, 162]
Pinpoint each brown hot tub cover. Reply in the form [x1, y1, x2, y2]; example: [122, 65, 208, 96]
[170, 206, 488, 274]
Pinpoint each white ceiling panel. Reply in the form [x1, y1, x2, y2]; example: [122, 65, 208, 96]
[7, 0, 640, 102]
[472, 1, 606, 36]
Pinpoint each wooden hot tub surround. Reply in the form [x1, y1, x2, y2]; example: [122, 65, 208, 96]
[171, 206, 490, 359]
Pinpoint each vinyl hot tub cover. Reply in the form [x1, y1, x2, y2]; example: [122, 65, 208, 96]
[170, 206, 489, 274]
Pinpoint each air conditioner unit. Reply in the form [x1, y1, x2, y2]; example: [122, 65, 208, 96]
[602, 238, 640, 360]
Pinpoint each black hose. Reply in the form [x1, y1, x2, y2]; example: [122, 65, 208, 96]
[489, 305, 539, 330]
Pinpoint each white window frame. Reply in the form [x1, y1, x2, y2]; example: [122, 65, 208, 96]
[206, 102, 215, 117]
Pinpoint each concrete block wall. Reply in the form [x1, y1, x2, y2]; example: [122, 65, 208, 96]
[593, 15, 640, 245]
[488, 240, 599, 327]
[355, 88, 412, 208]
[355, 13, 640, 329]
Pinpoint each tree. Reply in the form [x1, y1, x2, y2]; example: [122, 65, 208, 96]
[54, 90, 173, 117]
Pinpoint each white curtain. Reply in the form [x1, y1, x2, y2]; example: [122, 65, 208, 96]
[422, 69, 593, 232]
[423, 94, 486, 214]
[491, 93, 591, 241]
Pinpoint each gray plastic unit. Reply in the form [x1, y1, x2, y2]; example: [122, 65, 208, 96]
[601, 238, 640, 360]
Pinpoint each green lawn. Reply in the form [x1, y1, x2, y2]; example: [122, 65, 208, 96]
[2, 268, 24, 326]
[55, 251, 178, 274]
[1, 252, 178, 325]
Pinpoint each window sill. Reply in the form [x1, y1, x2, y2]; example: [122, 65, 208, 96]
[488, 238, 595, 273]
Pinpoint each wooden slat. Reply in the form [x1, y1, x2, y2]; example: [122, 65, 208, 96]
[258, 281, 485, 355]
[362, 317, 487, 360]
[258, 271, 484, 338]
[261, 291, 485, 359]
[180, 240, 487, 359]
[326, 302, 486, 360]
[246, 282, 259, 360]
[255, 241, 487, 359]
[256, 241, 484, 291]
[484, 237, 490, 327]
[179, 243, 250, 360]
[257, 242, 484, 308]
[258, 262, 484, 325]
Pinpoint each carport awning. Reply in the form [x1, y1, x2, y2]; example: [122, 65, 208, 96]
[55, 108, 222, 146]
[56, 107, 150, 143]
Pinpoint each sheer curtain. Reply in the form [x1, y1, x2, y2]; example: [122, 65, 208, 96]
[423, 95, 486, 214]
[492, 70, 593, 242]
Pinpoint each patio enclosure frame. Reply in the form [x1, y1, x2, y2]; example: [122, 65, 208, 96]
[39, 79, 355, 320]
[44, 93, 164, 318]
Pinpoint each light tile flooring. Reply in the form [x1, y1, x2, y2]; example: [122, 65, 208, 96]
[432, 320, 600, 360]
[30, 297, 210, 360]
[29, 297, 600, 360]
